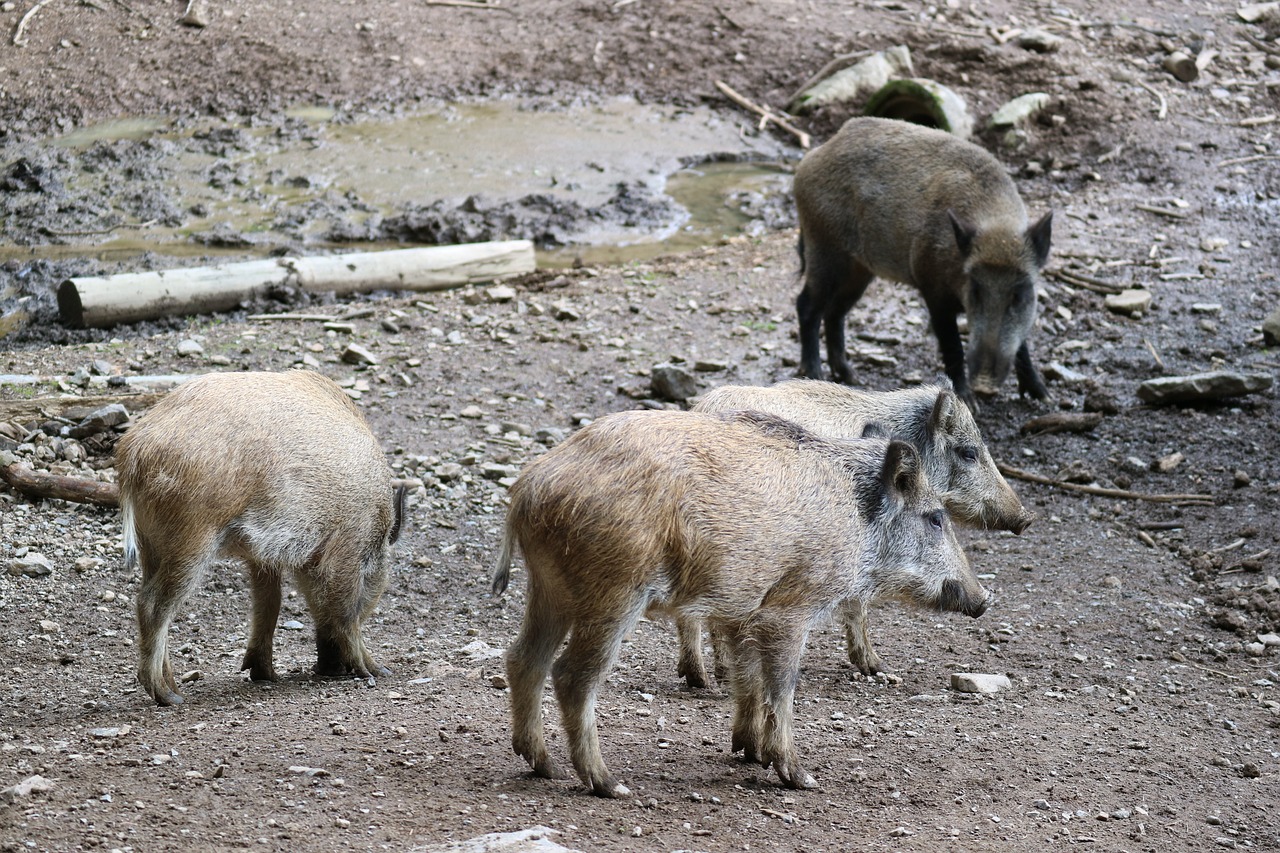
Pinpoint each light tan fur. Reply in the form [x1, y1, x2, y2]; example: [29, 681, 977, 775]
[115, 370, 405, 706]
[793, 116, 1052, 405]
[492, 409, 987, 797]
[678, 379, 1030, 683]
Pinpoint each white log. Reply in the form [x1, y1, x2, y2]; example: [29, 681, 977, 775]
[57, 240, 536, 328]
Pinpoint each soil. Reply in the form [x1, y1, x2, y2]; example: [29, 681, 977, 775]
[3, 1, 1280, 851]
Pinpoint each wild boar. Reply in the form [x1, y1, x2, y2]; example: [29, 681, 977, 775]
[792, 116, 1053, 407]
[115, 370, 406, 706]
[492, 408, 987, 797]
[679, 378, 1029, 684]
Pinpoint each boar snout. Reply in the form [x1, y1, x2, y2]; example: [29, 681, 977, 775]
[1010, 508, 1035, 535]
[938, 578, 992, 619]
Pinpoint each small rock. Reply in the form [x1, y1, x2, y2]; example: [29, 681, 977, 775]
[459, 405, 484, 419]
[68, 403, 130, 439]
[1043, 362, 1087, 384]
[951, 672, 1012, 694]
[340, 344, 379, 366]
[90, 359, 115, 376]
[1, 775, 54, 804]
[1240, 762, 1261, 778]
[176, 339, 205, 356]
[288, 766, 330, 777]
[1262, 307, 1280, 346]
[1163, 51, 1199, 83]
[1258, 633, 1280, 648]
[8, 553, 53, 577]
[39, 619, 59, 633]
[788, 45, 914, 113]
[178, 0, 209, 27]
[1016, 29, 1062, 52]
[487, 285, 517, 303]
[1153, 452, 1184, 473]
[207, 354, 232, 366]
[1245, 642, 1266, 657]
[1191, 303, 1222, 314]
[281, 620, 305, 631]
[455, 640, 505, 662]
[89, 726, 129, 739]
[433, 462, 465, 481]
[534, 427, 566, 445]
[1233, 470, 1251, 488]
[552, 300, 581, 321]
[490, 674, 509, 689]
[989, 92, 1051, 128]
[651, 363, 699, 402]
[692, 359, 730, 373]
[1200, 237, 1229, 253]
[1136, 372, 1273, 405]
[1104, 289, 1152, 317]
[480, 463, 519, 481]
[380, 319, 401, 334]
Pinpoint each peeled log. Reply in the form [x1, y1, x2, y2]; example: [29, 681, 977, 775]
[58, 240, 536, 328]
[1, 464, 120, 508]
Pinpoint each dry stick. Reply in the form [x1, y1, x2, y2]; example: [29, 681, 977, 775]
[1217, 153, 1280, 168]
[1241, 32, 1280, 56]
[423, 0, 513, 10]
[714, 80, 811, 149]
[1190, 663, 1239, 680]
[13, 0, 57, 46]
[1135, 203, 1189, 219]
[1143, 337, 1165, 369]
[1, 464, 120, 508]
[1136, 80, 1167, 120]
[1044, 268, 1123, 295]
[996, 462, 1215, 505]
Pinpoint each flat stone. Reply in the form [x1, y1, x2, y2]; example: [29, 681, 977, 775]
[1043, 361, 1087, 383]
[480, 463, 519, 481]
[1263, 306, 1280, 346]
[788, 45, 913, 113]
[1258, 633, 1280, 647]
[281, 620, 305, 631]
[89, 726, 130, 739]
[551, 301, 581, 321]
[650, 363, 699, 402]
[68, 403, 130, 439]
[1136, 371, 1273, 405]
[692, 359, 730, 373]
[433, 462, 465, 481]
[455, 640, 505, 662]
[1104, 289, 1152, 316]
[1, 775, 54, 804]
[176, 339, 204, 356]
[534, 427, 566, 445]
[486, 284, 517, 303]
[410, 826, 581, 853]
[989, 92, 1051, 128]
[340, 343, 379, 366]
[459, 405, 484, 419]
[951, 672, 1013, 694]
[8, 553, 53, 577]
[1017, 29, 1063, 53]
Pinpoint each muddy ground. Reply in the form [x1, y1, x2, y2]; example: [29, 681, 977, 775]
[3, 1, 1280, 851]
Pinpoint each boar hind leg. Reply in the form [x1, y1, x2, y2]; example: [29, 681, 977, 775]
[1014, 341, 1050, 400]
[135, 534, 215, 706]
[821, 262, 873, 385]
[754, 613, 817, 790]
[506, 574, 571, 782]
[303, 545, 386, 681]
[675, 615, 710, 689]
[552, 603, 646, 798]
[726, 635, 766, 765]
[840, 599, 883, 676]
[241, 561, 282, 683]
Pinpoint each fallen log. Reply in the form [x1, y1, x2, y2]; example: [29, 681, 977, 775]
[58, 240, 536, 328]
[0, 392, 167, 423]
[1019, 412, 1104, 436]
[1, 464, 120, 507]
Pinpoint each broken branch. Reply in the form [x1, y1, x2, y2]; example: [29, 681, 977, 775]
[1044, 268, 1124, 295]
[1019, 412, 1103, 436]
[997, 462, 1215, 505]
[1136, 80, 1167, 119]
[1, 463, 120, 508]
[13, 0, 57, 47]
[714, 80, 811, 149]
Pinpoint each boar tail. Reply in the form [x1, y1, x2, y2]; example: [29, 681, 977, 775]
[388, 484, 408, 545]
[796, 233, 806, 275]
[491, 523, 515, 596]
[120, 494, 138, 570]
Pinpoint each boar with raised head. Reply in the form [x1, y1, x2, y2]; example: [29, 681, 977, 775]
[682, 378, 1029, 684]
[492, 408, 987, 797]
[116, 370, 406, 706]
[793, 116, 1053, 407]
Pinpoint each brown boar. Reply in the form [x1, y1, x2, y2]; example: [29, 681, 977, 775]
[492, 409, 987, 797]
[679, 378, 1030, 683]
[115, 370, 406, 706]
[793, 116, 1053, 407]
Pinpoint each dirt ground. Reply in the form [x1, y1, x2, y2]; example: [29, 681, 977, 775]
[3, 1, 1280, 851]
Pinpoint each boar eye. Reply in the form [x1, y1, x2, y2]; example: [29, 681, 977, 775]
[957, 445, 979, 463]
[927, 509, 945, 530]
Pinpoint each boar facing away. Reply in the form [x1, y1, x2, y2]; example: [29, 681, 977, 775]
[683, 378, 1029, 684]
[793, 116, 1053, 407]
[492, 408, 987, 797]
[116, 370, 406, 706]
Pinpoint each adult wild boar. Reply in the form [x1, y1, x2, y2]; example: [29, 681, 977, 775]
[116, 370, 406, 706]
[793, 116, 1053, 407]
[492, 408, 987, 797]
[682, 378, 1029, 684]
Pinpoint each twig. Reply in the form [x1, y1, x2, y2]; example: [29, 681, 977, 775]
[1135, 203, 1190, 220]
[1143, 338, 1164, 370]
[1136, 80, 1167, 120]
[1, 463, 120, 508]
[1190, 663, 1238, 680]
[1241, 32, 1280, 57]
[1075, 19, 1178, 38]
[1135, 521, 1184, 531]
[40, 218, 157, 238]
[13, 0, 57, 46]
[1044, 268, 1124, 295]
[787, 50, 873, 106]
[1019, 412, 1103, 436]
[1210, 538, 1246, 554]
[997, 462, 1215, 505]
[714, 80, 811, 149]
[1240, 114, 1278, 127]
[1216, 153, 1280, 168]
[423, 0, 513, 10]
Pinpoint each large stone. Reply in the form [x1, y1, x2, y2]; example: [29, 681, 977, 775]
[411, 826, 581, 853]
[989, 92, 1051, 128]
[341, 343, 379, 366]
[1136, 371, 1273, 405]
[1263, 306, 1280, 346]
[951, 672, 1012, 694]
[8, 553, 53, 577]
[650, 363, 699, 402]
[1104, 289, 1153, 316]
[789, 45, 913, 113]
[68, 403, 130, 439]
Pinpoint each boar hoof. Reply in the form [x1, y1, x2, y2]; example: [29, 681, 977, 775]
[152, 687, 185, 707]
[678, 663, 709, 690]
[731, 733, 763, 765]
[590, 779, 631, 799]
[533, 761, 569, 781]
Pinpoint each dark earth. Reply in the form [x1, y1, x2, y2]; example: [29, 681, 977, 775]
[2, 1, 1280, 851]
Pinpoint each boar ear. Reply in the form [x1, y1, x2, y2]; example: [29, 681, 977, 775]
[927, 388, 958, 437]
[1026, 210, 1053, 267]
[861, 421, 887, 439]
[882, 440, 923, 500]
[948, 209, 976, 257]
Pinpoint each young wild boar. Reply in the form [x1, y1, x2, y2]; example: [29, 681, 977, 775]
[115, 370, 406, 706]
[681, 378, 1029, 684]
[793, 116, 1053, 407]
[492, 409, 987, 797]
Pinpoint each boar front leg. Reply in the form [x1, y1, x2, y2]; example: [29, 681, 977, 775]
[840, 598, 883, 676]
[754, 610, 817, 790]
[926, 301, 975, 411]
[1014, 340, 1050, 400]
[241, 561, 282, 683]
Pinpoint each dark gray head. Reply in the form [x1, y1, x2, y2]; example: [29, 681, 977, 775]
[949, 209, 1052, 398]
